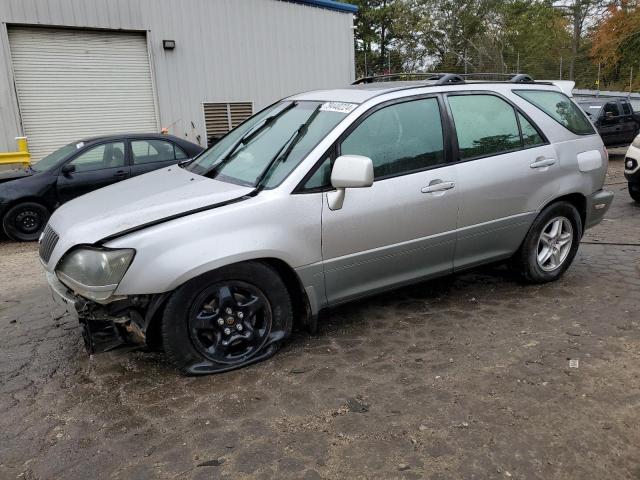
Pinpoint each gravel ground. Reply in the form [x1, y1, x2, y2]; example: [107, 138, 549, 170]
[1, 156, 639, 480]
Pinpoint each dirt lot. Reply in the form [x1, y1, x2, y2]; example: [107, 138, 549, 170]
[1, 156, 639, 480]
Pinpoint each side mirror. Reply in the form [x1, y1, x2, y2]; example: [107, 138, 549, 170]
[605, 111, 614, 119]
[327, 155, 374, 210]
[61, 164, 76, 175]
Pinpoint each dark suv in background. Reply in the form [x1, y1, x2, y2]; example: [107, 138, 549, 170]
[0, 134, 203, 241]
[579, 98, 640, 147]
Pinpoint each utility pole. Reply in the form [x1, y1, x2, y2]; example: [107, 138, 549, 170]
[631, 67, 634, 97]
[596, 62, 601, 97]
[364, 51, 368, 77]
[559, 56, 563, 80]
[388, 51, 391, 74]
[464, 49, 468, 75]
[516, 52, 520, 74]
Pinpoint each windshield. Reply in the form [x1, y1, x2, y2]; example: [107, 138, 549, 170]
[32, 142, 82, 172]
[186, 101, 353, 188]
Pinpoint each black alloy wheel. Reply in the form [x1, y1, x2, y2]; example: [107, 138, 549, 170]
[188, 281, 272, 364]
[161, 261, 293, 375]
[2, 202, 50, 241]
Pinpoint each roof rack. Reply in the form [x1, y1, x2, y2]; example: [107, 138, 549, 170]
[426, 73, 465, 85]
[352, 72, 536, 85]
[352, 73, 440, 84]
[509, 74, 534, 83]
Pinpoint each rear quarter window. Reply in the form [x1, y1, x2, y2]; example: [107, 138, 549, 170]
[514, 90, 595, 135]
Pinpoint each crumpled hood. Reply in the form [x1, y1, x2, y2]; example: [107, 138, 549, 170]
[48, 166, 254, 246]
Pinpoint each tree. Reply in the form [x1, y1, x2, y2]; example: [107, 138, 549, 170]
[551, 0, 611, 80]
[590, 0, 640, 89]
[348, 0, 401, 76]
[491, 0, 572, 78]
[346, 0, 620, 88]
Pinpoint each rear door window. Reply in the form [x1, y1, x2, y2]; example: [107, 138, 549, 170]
[514, 90, 594, 135]
[622, 102, 632, 115]
[518, 113, 545, 147]
[447, 94, 521, 160]
[131, 139, 185, 164]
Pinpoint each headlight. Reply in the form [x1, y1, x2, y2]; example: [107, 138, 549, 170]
[633, 135, 640, 149]
[56, 247, 135, 302]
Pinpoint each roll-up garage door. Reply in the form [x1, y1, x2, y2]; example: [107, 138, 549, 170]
[8, 27, 158, 162]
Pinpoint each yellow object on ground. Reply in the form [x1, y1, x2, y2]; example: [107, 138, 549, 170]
[0, 137, 31, 167]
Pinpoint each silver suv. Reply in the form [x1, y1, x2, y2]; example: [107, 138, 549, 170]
[41, 74, 613, 375]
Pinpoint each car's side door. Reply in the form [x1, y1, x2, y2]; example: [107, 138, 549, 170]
[56, 141, 130, 203]
[320, 96, 459, 305]
[445, 92, 559, 270]
[619, 100, 639, 145]
[129, 138, 189, 176]
[598, 101, 625, 146]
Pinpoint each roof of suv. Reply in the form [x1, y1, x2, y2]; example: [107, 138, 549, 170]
[79, 133, 189, 144]
[289, 79, 568, 104]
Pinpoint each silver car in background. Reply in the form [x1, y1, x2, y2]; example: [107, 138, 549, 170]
[40, 74, 613, 375]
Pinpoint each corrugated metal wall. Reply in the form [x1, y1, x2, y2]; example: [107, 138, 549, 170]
[0, 0, 355, 152]
[9, 27, 159, 160]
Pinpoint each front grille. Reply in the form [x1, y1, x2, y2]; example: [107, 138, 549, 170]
[39, 225, 59, 264]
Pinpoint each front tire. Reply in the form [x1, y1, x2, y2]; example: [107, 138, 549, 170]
[2, 202, 50, 241]
[161, 262, 293, 375]
[515, 201, 582, 284]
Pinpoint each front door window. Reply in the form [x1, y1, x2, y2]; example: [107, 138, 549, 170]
[340, 97, 445, 178]
[69, 142, 126, 172]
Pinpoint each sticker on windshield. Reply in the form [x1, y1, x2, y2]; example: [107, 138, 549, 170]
[320, 102, 358, 114]
[75, 142, 85, 149]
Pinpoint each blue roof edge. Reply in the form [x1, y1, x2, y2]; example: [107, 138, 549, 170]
[289, 0, 358, 13]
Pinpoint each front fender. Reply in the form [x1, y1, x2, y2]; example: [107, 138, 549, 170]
[107, 192, 323, 296]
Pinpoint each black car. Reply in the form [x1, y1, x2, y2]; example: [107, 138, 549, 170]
[579, 98, 640, 147]
[0, 134, 203, 241]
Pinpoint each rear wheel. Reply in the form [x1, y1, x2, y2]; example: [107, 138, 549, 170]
[161, 262, 292, 375]
[515, 201, 581, 283]
[2, 202, 50, 241]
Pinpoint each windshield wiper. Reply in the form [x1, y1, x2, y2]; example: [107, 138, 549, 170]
[254, 104, 322, 190]
[204, 101, 297, 178]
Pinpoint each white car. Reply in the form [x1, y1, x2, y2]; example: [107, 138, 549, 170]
[624, 134, 640, 202]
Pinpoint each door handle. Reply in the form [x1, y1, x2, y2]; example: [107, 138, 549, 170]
[114, 170, 128, 178]
[530, 157, 556, 169]
[421, 180, 455, 193]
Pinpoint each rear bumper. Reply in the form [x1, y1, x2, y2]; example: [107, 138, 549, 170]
[584, 189, 614, 230]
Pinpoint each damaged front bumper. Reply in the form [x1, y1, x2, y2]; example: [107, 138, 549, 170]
[46, 272, 165, 354]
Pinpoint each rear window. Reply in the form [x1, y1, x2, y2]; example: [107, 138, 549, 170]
[514, 90, 595, 135]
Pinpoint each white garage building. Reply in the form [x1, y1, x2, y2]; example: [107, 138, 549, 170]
[0, 0, 356, 160]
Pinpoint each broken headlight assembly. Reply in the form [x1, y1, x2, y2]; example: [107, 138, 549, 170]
[56, 247, 135, 303]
